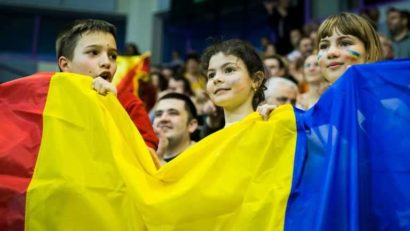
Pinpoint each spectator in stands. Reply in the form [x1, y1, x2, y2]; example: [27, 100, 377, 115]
[264, 0, 304, 55]
[183, 53, 207, 99]
[387, 7, 410, 58]
[150, 71, 168, 94]
[287, 36, 314, 62]
[124, 42, 141, 56]
[378, 34, 394, 60]
[297, 54, 328, 110]
[153, 93, 198, 163]
[263, 77, 298, 106]
[167, 75, 194, 96]
[263, 54, 287, 78]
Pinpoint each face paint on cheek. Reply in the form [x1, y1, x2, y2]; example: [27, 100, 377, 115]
[317, 51, 324, 62]
[317, 51, 326, 67]
[345, 49, 361, 61]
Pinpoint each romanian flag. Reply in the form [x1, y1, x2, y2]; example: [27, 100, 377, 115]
[0, 59, 409, 230]
[111, 52, 150, 97]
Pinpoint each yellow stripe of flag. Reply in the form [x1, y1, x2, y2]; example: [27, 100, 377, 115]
[25, 72, 297, 230]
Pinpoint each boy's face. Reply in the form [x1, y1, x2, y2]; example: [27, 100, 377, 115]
[59, 31, 118, 82]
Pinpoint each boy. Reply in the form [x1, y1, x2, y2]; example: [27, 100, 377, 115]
[56, 19, 159, 159]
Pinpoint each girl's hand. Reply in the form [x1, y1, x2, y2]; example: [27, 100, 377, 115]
[92, 77, 117, 96]
[256, 104, 277, 120]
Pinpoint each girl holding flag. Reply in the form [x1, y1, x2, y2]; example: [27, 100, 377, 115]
[258, 12, 383, 116]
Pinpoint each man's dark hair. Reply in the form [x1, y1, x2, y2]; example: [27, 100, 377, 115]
[158, 93, 197, 121]
[56, 19, 117, 60]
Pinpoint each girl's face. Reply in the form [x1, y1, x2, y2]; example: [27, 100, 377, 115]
[206, 52, 255, 111]
[303, 54, 322, 83]
[317, 30, 366, 83]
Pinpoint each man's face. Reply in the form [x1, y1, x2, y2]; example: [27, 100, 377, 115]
[387, 11, 403, 35]
[153, 99, 195, 144]
[266, 84, 297, 106]
[60, 31, 118, 81]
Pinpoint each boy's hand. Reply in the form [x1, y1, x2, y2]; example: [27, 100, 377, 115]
[92, 77, 117, 96]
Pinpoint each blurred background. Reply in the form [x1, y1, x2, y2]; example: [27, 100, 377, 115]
[0, 0, 409, 82]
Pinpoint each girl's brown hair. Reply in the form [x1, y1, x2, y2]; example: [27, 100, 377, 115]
[317, 12, 383, 62]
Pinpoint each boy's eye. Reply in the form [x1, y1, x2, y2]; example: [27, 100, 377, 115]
[87, 50, 99, 55]
[110, 53, 118, 60]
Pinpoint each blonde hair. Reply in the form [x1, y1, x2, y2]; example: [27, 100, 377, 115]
[317, 12, 382, 63]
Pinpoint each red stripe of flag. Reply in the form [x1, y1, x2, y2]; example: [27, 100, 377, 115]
[0, 72, 52, 230]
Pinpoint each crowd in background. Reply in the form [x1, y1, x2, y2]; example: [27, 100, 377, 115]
[126, 5, 409, 163]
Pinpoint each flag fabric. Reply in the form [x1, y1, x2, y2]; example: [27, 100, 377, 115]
[0, 59, 409, 230]
[112, 53, 150, 97]
[0, 72, 155, 230]
[0, 73, 50, 230]
[285, 59, 410, 230]
[0, 72, 298, 230]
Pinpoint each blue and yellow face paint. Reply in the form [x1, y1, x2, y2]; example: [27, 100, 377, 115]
[346, 49, 361, 60]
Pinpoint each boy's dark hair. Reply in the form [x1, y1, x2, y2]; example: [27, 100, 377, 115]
[158, 92, 198, 121]
[56, 19, 117, 60]
[200, 39, 267, 110]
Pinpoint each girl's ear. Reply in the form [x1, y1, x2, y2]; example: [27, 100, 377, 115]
[251, 71, 265, 91]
